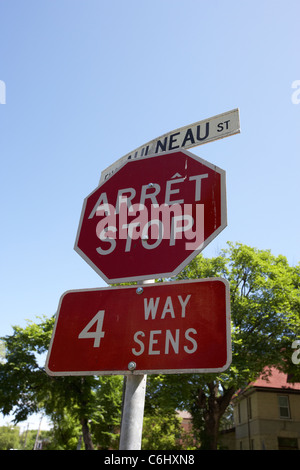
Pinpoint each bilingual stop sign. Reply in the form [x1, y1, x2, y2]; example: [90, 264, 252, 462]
[75, 149, 227, 283]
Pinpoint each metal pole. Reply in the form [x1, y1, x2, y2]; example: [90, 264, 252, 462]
[33, 416, 42, 450]
[119, 373, 147, 450]
[119, 279, 154, 450]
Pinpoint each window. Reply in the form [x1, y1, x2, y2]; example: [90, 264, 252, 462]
[278, 395, 290, 419]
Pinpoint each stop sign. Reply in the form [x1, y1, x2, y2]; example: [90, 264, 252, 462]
[75, 149, 226, 283]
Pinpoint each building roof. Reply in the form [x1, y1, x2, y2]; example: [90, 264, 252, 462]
[251, 367, 300, 391]
[233, 367, 300, 400]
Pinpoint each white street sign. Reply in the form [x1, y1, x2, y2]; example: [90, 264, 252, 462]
[100, 108, 240, 183]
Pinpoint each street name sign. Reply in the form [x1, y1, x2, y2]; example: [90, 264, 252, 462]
[100, 108, 240, 182]
[74, 149, 227, 284]
[45, 278, 231, 376]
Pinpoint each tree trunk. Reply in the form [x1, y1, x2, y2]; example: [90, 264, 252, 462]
[80, 417, 94, 450]
[203, 411, 220, 449]
[196, 382, 235, 450]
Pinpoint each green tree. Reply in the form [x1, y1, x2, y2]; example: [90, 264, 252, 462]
[0, 425, 20, 450]
[0, 316, 54, 423]
[20, 428, 52, 450]
[0, 340, 5, 363]
[141, 412, 184, 450]
[0, 316, 123, 450]
[45, 409, 83, 450]
[91, 375, 123, 449]
[147, 242, 300, 449]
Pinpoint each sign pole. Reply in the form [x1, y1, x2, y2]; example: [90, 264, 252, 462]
[119, 279, 154, 450]
[119, 373, 147, 450]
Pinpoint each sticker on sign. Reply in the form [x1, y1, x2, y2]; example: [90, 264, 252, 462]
[45, 278, 231, 376]
[100, 108, 240, 183]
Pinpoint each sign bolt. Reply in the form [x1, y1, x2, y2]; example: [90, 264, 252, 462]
[128, 361, 136, 371]
[136, 287, 143, 294]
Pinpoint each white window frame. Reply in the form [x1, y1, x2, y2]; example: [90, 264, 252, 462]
[278, 395, 290, 419]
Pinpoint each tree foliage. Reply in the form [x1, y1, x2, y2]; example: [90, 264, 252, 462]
[0, 425, 20, 450]
[0, 316, 123, 449]
[141, 412, 186, 450]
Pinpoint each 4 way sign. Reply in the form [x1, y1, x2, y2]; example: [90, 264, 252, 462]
[45, 279, 231, 376]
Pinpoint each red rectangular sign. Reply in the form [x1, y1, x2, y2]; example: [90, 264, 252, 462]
[45, 279, 231, 376]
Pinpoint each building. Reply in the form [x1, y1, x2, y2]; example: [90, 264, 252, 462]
[221, 367, 300, 450]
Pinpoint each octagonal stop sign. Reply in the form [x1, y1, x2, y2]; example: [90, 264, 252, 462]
[74, 149, 227, 283]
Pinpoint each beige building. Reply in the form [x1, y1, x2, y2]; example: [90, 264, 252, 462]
[221, 367, 300, 450]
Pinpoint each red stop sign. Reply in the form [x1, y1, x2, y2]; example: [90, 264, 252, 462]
[45, 279, 231, 376]
[75, 149, 226, 283]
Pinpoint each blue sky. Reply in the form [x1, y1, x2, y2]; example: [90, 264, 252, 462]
[0, 0, 299, 427]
